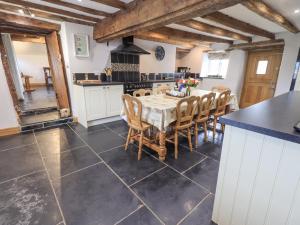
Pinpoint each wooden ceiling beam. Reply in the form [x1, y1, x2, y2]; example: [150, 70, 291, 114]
[0, 11, 60, 32]
[204, 11, 275, 39]
[43, 0, 111, 18]
[94, 0, 247, 42]
[0, 2, 95, 27]
[228, 39, 284, 50]
[141, 27, 233, 44]
[135, 33, 196, 49]
[2, 0, 100, 23]
[177, 19, 251, 42]
[242, 0, 299, 33]
[89, 0, 127, 10]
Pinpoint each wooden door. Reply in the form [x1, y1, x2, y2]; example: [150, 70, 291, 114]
[240, 49, 283, 108]
[45, 31, 70, 113]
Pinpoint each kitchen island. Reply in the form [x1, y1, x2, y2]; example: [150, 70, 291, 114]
[212, 91, 300, 225]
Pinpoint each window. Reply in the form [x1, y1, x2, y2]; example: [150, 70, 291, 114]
[201, 52, 229, 79]
[256, 60, 268, 75]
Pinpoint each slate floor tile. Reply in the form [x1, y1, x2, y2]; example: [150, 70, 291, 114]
[100, 145, 165, 185]
[184, 158, 219, 193]
[0, 144, 44, 183]
[43, 146, 101, 180]
[117, 206, 163, 225]
[194, 141, 222, 161]
[131, 167, 209, 225]
[81, 128, 125, 153]
[68, 122, 106, 135]
[179, 194, 215, 225]
[145, 143, 206, 173]
[104, 120, 129, 134]
[0, 132, 35, 151]
[35, 125, 85, 156]
[52, 163, 141, 225]
[0, 171, 62, 225]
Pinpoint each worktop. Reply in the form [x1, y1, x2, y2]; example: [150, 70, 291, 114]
[220, 91, 300, 144]
[74, 80, 177, 87]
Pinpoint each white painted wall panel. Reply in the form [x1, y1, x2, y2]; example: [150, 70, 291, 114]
[245, 136, 284, 225]
[230, 132, 264, 225]
[217, 126, 247, 225]
[213, 126, 300, 225]
[265, 142, 300, 225]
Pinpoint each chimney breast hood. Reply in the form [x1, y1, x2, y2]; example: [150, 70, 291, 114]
[111, 36, 150, 55]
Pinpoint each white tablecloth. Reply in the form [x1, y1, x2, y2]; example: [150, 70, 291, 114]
[121, 90, 239, 131]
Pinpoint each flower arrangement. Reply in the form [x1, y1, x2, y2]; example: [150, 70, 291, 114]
[177, 78, 200, 96]
[104, 67, 112, 82]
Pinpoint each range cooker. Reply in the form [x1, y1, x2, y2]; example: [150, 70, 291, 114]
[123, 82, 153, 96]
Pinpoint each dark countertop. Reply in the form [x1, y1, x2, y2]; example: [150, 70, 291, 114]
[74, 80, 178, 86]
[74, 82, 124, 86]
[220, 91, 300, 144]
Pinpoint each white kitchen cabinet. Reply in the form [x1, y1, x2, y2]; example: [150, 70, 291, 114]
[106, 85, 123, 117]
[74, 84, 123, 127]
[85, 86, 107, 121]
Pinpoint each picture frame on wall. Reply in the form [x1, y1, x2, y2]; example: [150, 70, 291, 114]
[74, 34, 89, 57]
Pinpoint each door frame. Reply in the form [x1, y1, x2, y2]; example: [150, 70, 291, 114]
[0, 19, 72, 120]
[239, 46, 284, 107]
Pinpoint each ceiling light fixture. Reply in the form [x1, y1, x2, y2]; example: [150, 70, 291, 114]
[31, 13, 35, 17]
[18, 9, 24, 14]
[295, 9, 300, 14]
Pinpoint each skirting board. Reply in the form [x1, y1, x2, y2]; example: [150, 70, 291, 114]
[0, 127, 20, 137]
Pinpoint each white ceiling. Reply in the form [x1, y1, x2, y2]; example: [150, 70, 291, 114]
[220, 4, 286, 33]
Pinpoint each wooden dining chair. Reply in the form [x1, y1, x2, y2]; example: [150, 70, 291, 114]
[194, 92, 216, 145]
[211, 85, 230, 93]
[157, 85, 171, 94]
[166, 96, 198, 159]
[212, 90, 231, 139]
[133, 89, 152, 97]
[122, 94, 151, 160]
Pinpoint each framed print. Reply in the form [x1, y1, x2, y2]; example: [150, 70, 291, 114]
[74, 34, 89, 57]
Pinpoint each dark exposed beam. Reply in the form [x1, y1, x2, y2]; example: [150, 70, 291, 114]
[242, 0, 299, 33]
[0, 2, 95, 26]
[142, 27, 233, 44]
[94, 0, 247, 42]
[228, 39, 284, 50]
[0, 11, 60, 32]
[204, 11, 275, 39]
[177, 19, 251, 42]
[2, 0, 100, 23]
[89, 0, 127, 9]
[43, 0, 111, 17]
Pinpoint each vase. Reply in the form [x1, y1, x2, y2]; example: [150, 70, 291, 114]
[186, 86, 191, 96]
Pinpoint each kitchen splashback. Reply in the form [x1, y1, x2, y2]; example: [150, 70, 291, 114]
[111, 52, 140, 82]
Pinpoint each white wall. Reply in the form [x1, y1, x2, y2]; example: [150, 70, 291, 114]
[60, 22, 179, 115]
[13, 41, 49, 84]
[176, 47, 208, 73]
[0, 57, 19, 129]
[2, 34, 24, 100]
[136, 39, 177, 73]
[275, 32, 300, 94]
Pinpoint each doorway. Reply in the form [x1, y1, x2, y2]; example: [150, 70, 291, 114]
[1, 31, 71, 129]
[240, 48, 283, 108]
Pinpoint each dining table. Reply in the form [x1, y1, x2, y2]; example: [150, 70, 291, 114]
[121, 89, 239, 161]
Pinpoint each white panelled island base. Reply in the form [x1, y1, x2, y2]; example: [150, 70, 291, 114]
[212, 92, 300, 225]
